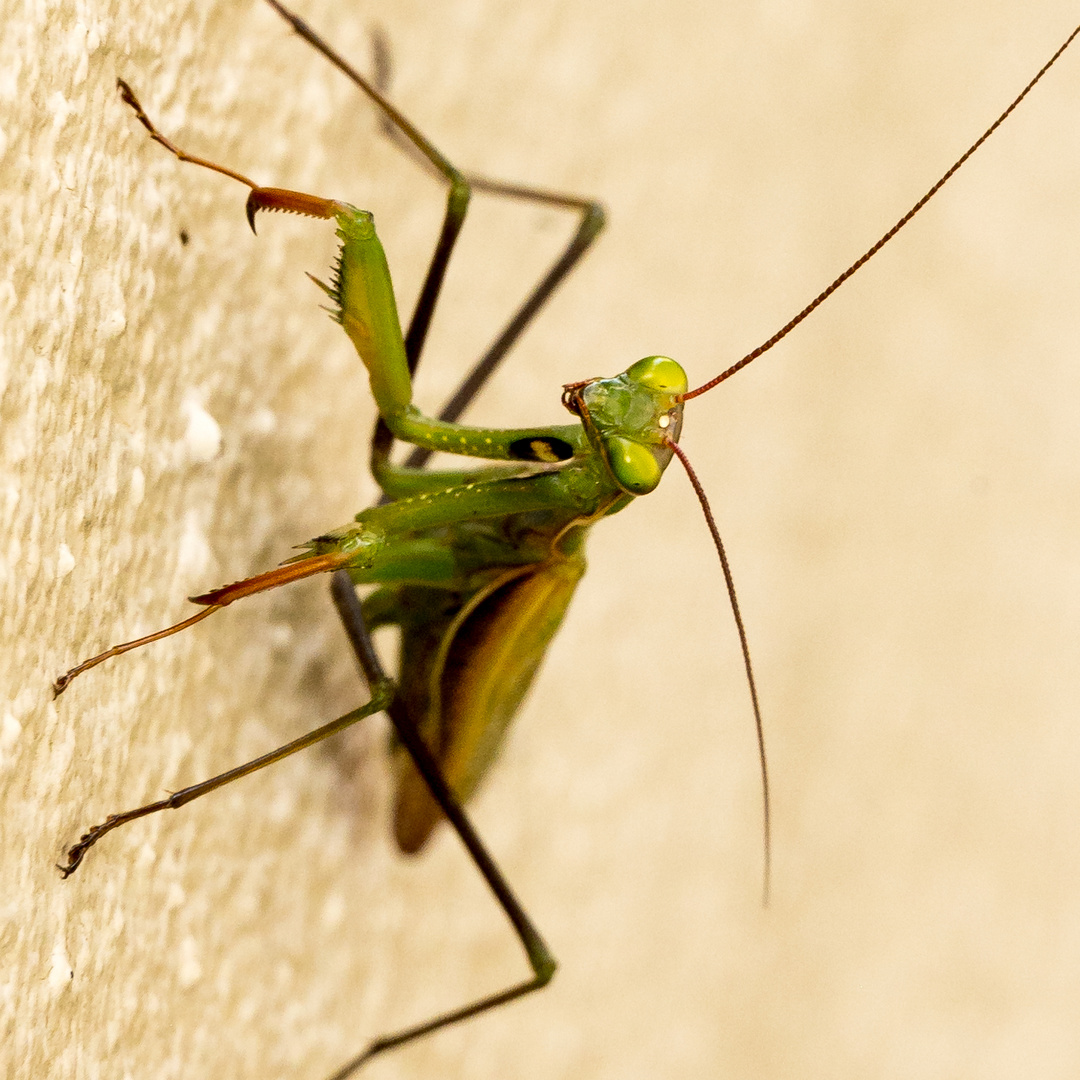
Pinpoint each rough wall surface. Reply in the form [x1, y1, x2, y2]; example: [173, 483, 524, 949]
[5, 3, 1080, 1079]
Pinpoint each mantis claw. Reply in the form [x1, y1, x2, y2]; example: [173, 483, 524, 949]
[244, 188, 342, 232]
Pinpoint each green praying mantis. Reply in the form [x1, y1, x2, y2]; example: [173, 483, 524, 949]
[52, 4, 1080, 1077]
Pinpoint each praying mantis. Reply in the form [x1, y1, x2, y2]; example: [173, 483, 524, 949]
[22, 2, 1080, 1079]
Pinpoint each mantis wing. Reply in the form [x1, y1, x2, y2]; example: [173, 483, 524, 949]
[392, 550, 586, 853]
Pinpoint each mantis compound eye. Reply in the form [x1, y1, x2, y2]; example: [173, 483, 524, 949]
[603, 435, 664, 494]
[624, 355, 687, 397]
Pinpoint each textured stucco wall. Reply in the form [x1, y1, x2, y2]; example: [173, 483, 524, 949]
[5, 2, 1080, 1079]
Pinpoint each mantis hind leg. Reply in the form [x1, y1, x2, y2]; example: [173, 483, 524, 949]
[327, 573, 556, 1078]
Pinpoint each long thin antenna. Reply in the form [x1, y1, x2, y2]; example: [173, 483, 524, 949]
[667, 437, 771, 905]
[683, 22, 1080, 401]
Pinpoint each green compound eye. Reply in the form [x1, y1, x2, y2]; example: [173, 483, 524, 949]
[625, 356, 687, 396]
[604, 435, 663, 495]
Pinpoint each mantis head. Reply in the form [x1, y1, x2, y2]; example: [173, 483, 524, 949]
[562, 355, 686, 496]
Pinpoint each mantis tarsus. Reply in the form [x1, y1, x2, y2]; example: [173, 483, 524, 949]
[52, 8, 1080, 1080]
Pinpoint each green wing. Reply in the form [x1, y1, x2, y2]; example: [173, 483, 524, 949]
[388, 549, 586, 853]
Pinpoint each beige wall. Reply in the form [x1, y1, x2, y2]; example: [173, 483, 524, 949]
[5, 2, 1080, 1078]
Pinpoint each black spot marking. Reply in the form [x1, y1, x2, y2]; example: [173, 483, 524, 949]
[509, 436, 574, 462]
